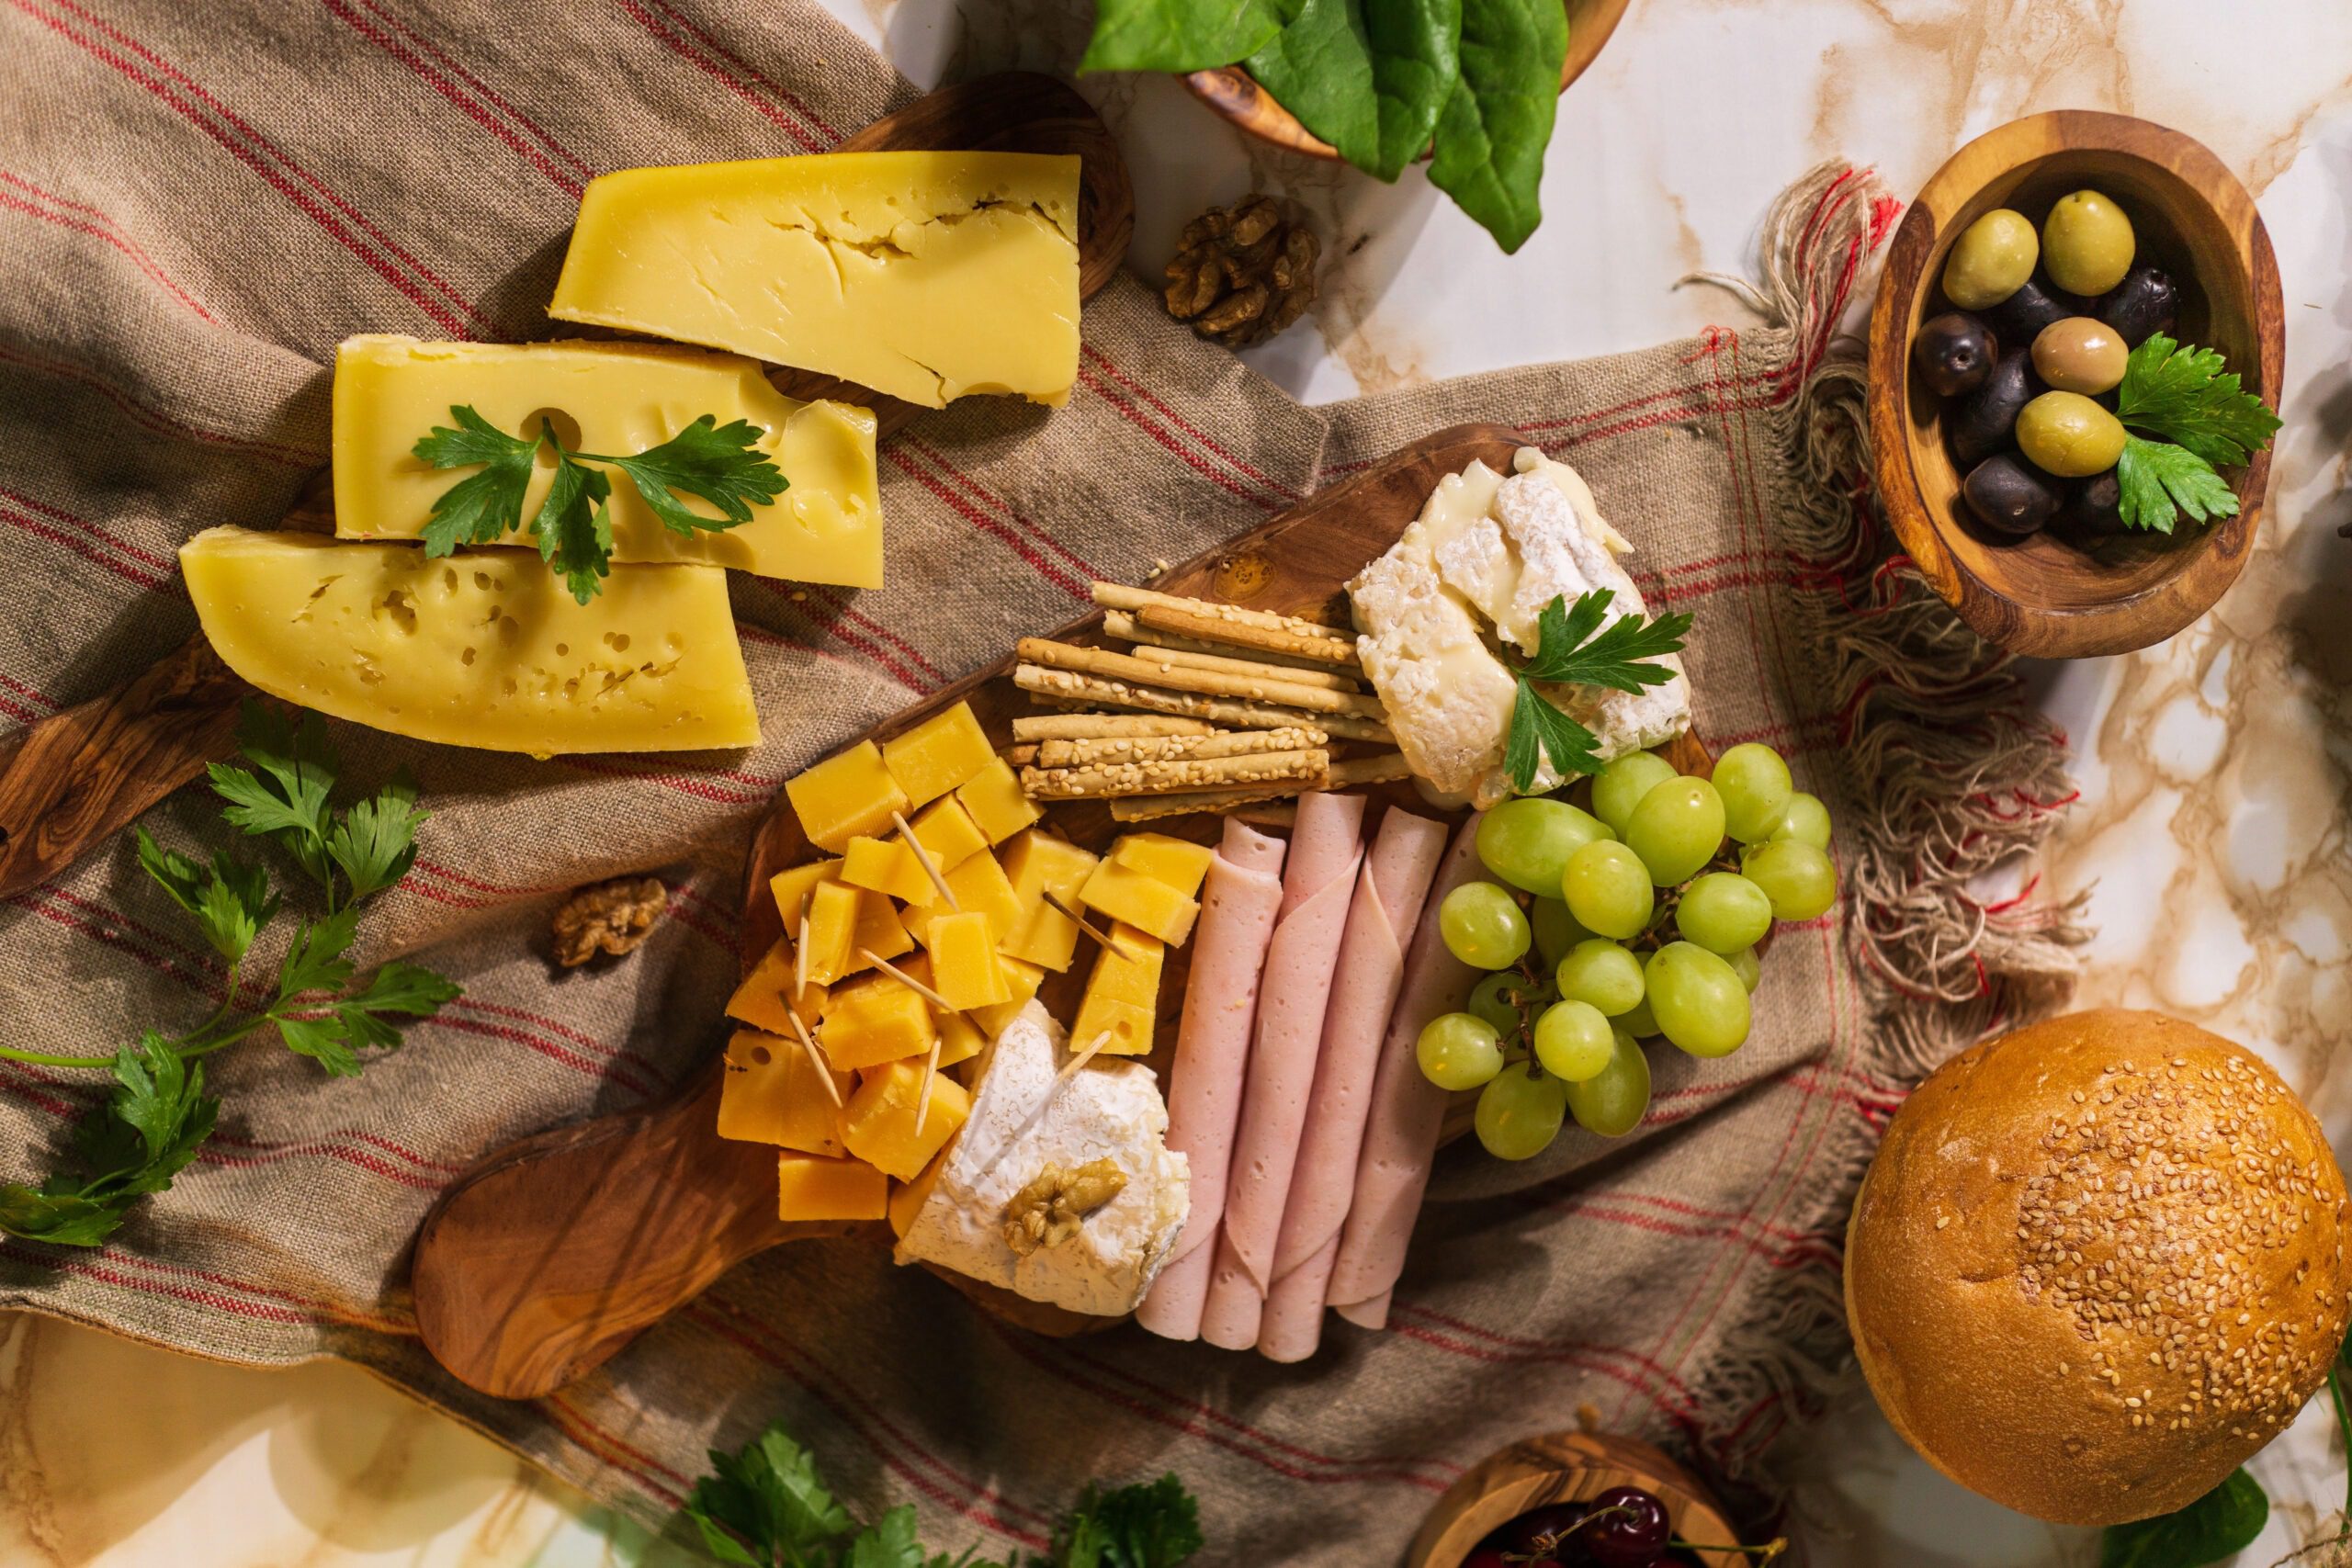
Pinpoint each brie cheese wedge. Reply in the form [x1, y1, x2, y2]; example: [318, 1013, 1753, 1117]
[895, 1001, 1190, 1317]
[1348, 447, 1691, 806]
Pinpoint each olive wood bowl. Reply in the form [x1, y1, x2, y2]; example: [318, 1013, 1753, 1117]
[1182, 0, 1631, 162]
[1865, 110, 2282, 659]
[1407, 1429, 1744, 1567]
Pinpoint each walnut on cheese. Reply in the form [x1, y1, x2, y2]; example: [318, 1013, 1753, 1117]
[1003, 1157, 1129, 1256]
[1346, 446, 1691, 807]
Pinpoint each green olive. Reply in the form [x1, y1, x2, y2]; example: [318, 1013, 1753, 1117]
[1940, 209, 2040, 310]
[2016, 391, 2126, 477]
[2030, 316, 2129, 394]
[2041, 189, 2135, 296]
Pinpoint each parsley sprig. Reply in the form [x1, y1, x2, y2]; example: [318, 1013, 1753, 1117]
[682, 1421, 1204, 1568]
[2109, 333, 2281, 534]
[1502, 590, 1691, 794]
[0, 705, 459, 1246]
[413, 405, 789, 604]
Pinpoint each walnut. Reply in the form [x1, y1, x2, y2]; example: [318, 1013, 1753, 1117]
[1162, 196, 1319, 349]
[1001, 1156, 1127, 1257]
[551, 875, 667, 966]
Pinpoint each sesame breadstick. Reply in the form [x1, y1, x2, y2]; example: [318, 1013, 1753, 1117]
[1021, 749, 1328, 799]
[1010, 713, 1215, 741]
[1015, 639, 1385, 719]
[1133, 603, 1362, 669]
[1092, 582, 1353, 644]
[1035, 727, 1326, 768]
[1012, 665, 1395, 743]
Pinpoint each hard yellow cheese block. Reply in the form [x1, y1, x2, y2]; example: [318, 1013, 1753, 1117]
[955, 756, 1040, 844]
[842, 1057, 971, 1179]
[969, 954, 1046, 1038]
[882, 703, 994, 807]
[820, 968, 937, 1071]
[548, 151, 1080, 410]
[998, 829, 1100, 972]
[841, 835, 937, 908]
[769, 859, 912, 979]
[717, 1028, 848, 1155]
[933, 1010, 985, 1069]
[801, 880, 863, 987]
[331, 336, 882, 587]
[724, 936, 826, 1037]
[1070, 924, 1164, 1057]
[901, 849, 1021, 951]
[905, 796, 988, 874]
[1111, 832, 1216, 897]
[925, 910, 1011, 1010]
[180, 528, 758, 754]
[1079, 859, 1199, 946]
[786, 741, 910, 852]
[776, 1152, 888, 1222]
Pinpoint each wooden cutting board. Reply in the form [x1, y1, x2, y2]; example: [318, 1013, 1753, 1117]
[0, 70, 1133, 902]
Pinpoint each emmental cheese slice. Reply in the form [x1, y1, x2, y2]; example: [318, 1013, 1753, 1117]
[548, 151, 1080, 410]
[717, 1029, 848, 1155]
[180, 528, 759, 754]
[331, 336, 882, 588]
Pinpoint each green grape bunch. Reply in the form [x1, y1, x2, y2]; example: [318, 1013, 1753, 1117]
[1415, 741, 1838, 1162]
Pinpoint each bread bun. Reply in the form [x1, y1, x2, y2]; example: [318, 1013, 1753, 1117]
[1848, 1009, 2352, 1526]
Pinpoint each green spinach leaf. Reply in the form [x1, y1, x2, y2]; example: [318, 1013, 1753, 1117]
[2098, 1468, 2267, 1568]
[1080, 0, 1299, 73]
[1428, 0, 1566, 252]
[1245, 0, 1462, 182]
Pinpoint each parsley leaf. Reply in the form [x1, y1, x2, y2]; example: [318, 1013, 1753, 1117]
[277, 908, 359, 1005]
[848, 1507, 929, 1568]
[684, 1426, 855, 1567]
[1506, 678, 1602, 791]
[1047, 1476, 1203, 1568]
[2116, 436, 2241, 535]
[2113, 332, 2282, 468]
[4, 1035, 219, 1246]
[332, 961, 460, 1054]
[532, 451, 615, 606]
[208, 704, 337, 887]
[137, 829, 277, 964]
[591, 415, 787, 538]
[326, 772, 426, 902]
[1500, 592, 1690, 793]
[414, 407, 542, 556]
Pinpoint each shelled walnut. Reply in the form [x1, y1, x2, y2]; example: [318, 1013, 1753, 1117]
[1001, 1156, 1127, 1256]
[1163, 196, 1318, 348]
[551, 875, 667, 966]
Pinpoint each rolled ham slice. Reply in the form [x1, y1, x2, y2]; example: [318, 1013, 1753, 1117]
[1135, 819, 1289, 1341]
[1196, 792, 1365, 1350]
[1325, 814, 1487, 1329]
[1256, 805, 1450, 1362]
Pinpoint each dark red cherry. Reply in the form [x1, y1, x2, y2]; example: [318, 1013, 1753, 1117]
[1581, 1485, 1671, 1567]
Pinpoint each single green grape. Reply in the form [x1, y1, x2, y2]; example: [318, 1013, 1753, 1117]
[1713, 742, 1794, 845]
[1555, 938, 1645, 1016]
[1771, 792, 1833, 851]
[1565, 1030, 1652, 1137]
[1533, 999, 1615, 1082]
[1439, 881, 1532, 970]
[1675, 872, 1775, 954]
[1474, 1066, 1569, 1160]
[1530, 897, 1589, 966]
[1476, 797, 1611, 896]
[1560, 840, 1654, 940]
[1468, 971, 1552, 1037]
[1742, 840, 1838, 921]
[1591, 750, 1679, 835]
[1618, 991, 1661, 1038]
[1645, 942, 1752, 1057]
[1417, 1011, 1504, 1090]
[1727, 944, 1762, 993]
[1624, 775, 1727, 886]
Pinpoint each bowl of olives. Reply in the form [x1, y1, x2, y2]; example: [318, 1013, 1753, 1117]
[1407, 1428, 1749, 1568]
[1865, 110, 2283, 657]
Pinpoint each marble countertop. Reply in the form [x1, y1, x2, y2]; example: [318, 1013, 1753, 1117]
[11, 0, 2352, 1562]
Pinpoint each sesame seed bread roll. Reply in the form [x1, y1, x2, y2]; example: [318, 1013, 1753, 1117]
[1848, 1010, 2352, 1527]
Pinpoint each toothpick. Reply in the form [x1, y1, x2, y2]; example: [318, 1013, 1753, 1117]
[1055, 1031, 1114, 1086]
[859, 949, 956, 1011]
[892, 810, 960, 911]
[785, 1010, 842, 1108]
[1041, 888, 1121, 955]
[794, 895, 812, 999]
[913, 1027, 944, 1135]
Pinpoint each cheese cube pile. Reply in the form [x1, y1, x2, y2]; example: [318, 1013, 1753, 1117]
[722, 704, 1215, 1220]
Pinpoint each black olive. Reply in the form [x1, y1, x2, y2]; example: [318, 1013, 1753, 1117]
[1947, 352, 2041, 470]
[1983, 274, 2087, 345]
[2093, 265, 2180, 348]
[2056, 471, 2127, 536]
[1913, 311, 1997, 397]
[1962, 454, 2063, 536]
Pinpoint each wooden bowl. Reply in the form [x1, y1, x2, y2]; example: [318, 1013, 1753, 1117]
[1865, 110, 2283, 659]
[1182, 0, 1631, 162]
[1407, 1429, 1744, 1567]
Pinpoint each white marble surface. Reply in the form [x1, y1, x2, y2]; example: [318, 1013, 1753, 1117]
[10, 1, 2352, 1562]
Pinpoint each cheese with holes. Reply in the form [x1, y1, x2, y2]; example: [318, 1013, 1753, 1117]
[1070, 925, 1164, 1057]
[718, 1028, 848, 1155]
[549, 151, 1080, 409]
[776, 1152, 888, 1222]
[842, 1057, 972, 1179]
[331, 336, 882, 587]
[180, 527, 758, 754]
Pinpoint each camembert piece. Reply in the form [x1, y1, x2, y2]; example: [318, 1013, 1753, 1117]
[1078, 861, 1199, 947]
[925, 911, 1012, 1011]
[894, 1002, 1189, 1316]
[882, 703, 995, 807]
[331, 336, 882, 587]
[717, 1029, 849, 1156]
[180, 528, 758, 755]
[842, 1057, 972, 1179]
[955, 756, 1042, 844]
[548, 151, 1080, 410]
[819, 969, 937, 1072]
[776, 1152, 889, 1222]
[998, 830, 1101, 972]
[1070, 925, 1164, 1057]
[786, 741, 910, 852]
[724, 937, 826, 1037]
[1109, 833, 1216, 897]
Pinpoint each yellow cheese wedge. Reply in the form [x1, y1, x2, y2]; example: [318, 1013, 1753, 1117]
[180, 528, 758, 755]
[902, 850, 1022, 951]
[998, 829, 1101, 972]
[331, 336, 882, 588]
[905, 796, 988, 874]
[801, 880, 862, 987]
[955, 756, 1041, 845]
[768, 858, 842, 930]
[969, 954, 1046, 1038]
[882, 703, 995, 806]
[769, 860, 909, 976]
[786, 741, 910, 852]
[933, 1010, 985, 1069]
[842, 1057, 972, 1179]
[925, 910, 1012, 1010]
[1078, 860, 1200, 946]
[549, 151, 1080, 410]
[718, 1028, 849, 1154]
[1110, 833, 1216, 898]
[724, 936, 827, 1037]
[1070, 924, 1165, 1057]
[820, 969, 938, 1072]
[776, 1151, 889, 1222]
[841, 835, 937, 908]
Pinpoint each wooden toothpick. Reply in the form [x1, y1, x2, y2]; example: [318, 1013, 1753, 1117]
[1055, 1030, 1114, 1087]
[1041, 889, 1121, 955]
[785, 1010, 842, 1108]
[892, 810, 960, 911]
[794, 895, 812, 999]
[913, 1028, 944, 1135]
[859, 949, 956, 1012]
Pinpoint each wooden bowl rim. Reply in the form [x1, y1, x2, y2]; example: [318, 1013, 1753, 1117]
[1181, 0, 1631, 163]
[1404, 1429, 1742, 1568]
[1864, 108, 2283, 659]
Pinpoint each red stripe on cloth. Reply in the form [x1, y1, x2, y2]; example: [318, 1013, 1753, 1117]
[0, 673, 60, 712]
[538, 1393, 693, 1506]
[0, 341, 323, 466]
[334, 0, 589, 185]
[431, 1013, 662, 1102]
[893, 434, 1106, 586]
[82, 1248, 413, 1332]
[1073, 367, 1292, 514]
[1, 484, 177, 571]
[744, 592, 933, 694]
[1387, 1303, 1702, 1411]
[0, 1238, 406, 1336]
[795, 584, 948, 686]
[0, 694, 41, 726]
[0, 501, 174, 592]
[555, 754, 777, 808]
[211, 1125, 467, 1177]
[0, 177, 216, 321]
[881, 445, 1091, 602]
[615, 0, 830, 152]
[1080, 344, 1301, 502]
[1384, 1314, 1704, 1449]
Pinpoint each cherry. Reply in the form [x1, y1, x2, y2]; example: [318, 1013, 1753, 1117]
[1504, 1502, 1591, 1560]
[1580, 1486, 1670, 1567]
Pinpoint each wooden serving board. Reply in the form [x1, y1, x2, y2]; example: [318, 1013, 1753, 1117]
[0, 71, 1132, 902]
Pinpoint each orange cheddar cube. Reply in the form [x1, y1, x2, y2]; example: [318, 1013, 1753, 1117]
[970, 954, 1046, 1037]
[775, 1152, 889, 1222]
[888, 1148, 951, 1238]
[904, 849, 1022, 950]
[786, 740, 909, 852]
[907, 795, 989, 874]
[718, 1028, 849, 1154]
[1110, 832, 1216, 898]
[820, 968, 938, 1071]
[926, 909, 1012, 1010]
[725, 936, 827, 1037]
[842, 1057, 972, 1179]
[844, 890, 914, 974]
[802, 880, 862, 986]
[955, 754, 1041, 844]
[934, 1010, 985, 1069]
[880, 702, 994, 807]
[842, 834, 938, 908]
[1079, 859, 1199, 946]
[768, 858, 842, 930]
[998, 829, 1101, 971]
[1070, 924, 1165, 1056]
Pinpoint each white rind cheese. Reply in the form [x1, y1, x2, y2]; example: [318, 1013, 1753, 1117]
[895, 1002, 1190, 1316]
